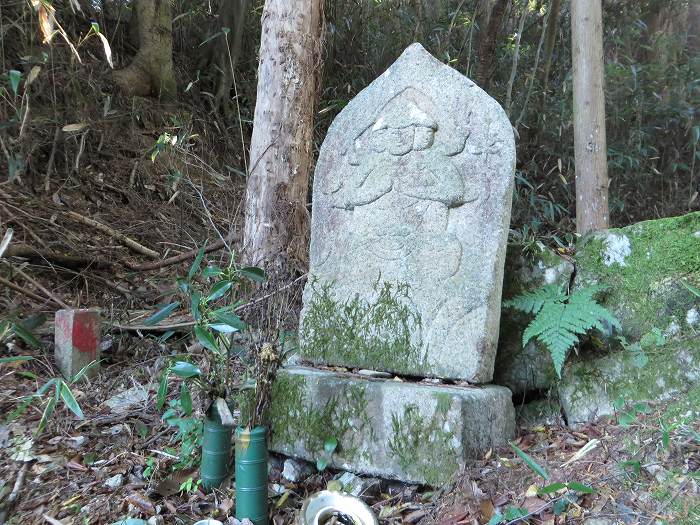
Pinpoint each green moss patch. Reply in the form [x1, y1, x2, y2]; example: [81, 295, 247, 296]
[300, 279, 427, 374]
[575, 212, 700, 339]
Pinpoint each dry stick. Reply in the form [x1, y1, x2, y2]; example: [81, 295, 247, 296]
[0, 462, 29, 525]
[128, 234, 235, 271]
[0, 275, 47, 304]
[3, 244, 114, 270]
[65, 211, 160, 259]
[44, 128, 60, 193]
[5, 263, 69, 308]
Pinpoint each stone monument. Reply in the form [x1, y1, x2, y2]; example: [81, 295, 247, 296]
[269, 44, 517, 485]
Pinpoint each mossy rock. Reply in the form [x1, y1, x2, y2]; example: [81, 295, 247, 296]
[574, 212, 700, 341]
[267, 367, 515, 485]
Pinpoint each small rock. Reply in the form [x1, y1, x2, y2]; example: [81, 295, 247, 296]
[104, 473, 124, 490]
[357, 369, 391, 378]
[147, 516, 164, 525]
[269, 483, 286, 495]
[105, 385, 149, 413]
[67, 436, 87, 448]
[282, 458, 314, 483]
[336, 471, 380, 498]
[100, 337, 113, 351]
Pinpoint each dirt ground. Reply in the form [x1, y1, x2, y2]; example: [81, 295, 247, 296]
[0, 328, 698, 524]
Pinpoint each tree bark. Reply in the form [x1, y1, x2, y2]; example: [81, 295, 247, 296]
[539, 0, 562, 102]
[199, 0, 250, 117]
[113, 0, 176, 100]
[571, 0, 609, 234]
[689, 0, 700, 56]
[476, 0, 510, 89]
[243, 0, 324, 273]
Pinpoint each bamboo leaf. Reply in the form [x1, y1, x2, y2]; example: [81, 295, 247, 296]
[207, 281, 232, 302]
[188, 247, 205, 280]
[180, 383, 192, 416]
[510, 442, 549, 480]
[156, 369, 169, 410]
[0, 356, 33, 363]
[8, 70, 21, 96]
[144, 302, 180, 326]
[59, 382, 84, 419]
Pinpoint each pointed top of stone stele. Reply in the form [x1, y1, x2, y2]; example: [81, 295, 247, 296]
[300, 43, 516, 383]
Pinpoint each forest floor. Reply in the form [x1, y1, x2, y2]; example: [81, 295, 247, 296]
[0, 329, 698, 525]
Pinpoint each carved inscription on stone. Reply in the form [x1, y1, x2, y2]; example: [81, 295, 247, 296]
[301, 44, 516, 382]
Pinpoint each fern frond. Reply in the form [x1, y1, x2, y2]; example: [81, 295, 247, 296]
[518, 284, 621, 378]
[504, 284, 565, 315]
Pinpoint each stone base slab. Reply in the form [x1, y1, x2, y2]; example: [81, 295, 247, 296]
[268, 367, 515, 485]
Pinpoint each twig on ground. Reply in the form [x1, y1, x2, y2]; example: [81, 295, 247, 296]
[0, 462, 29, 525]
[65, 211, 160, 258]
[3, 263, 69, 308]
[128, 234, 236, 271]
[3, 244, 114, 270]
[44, 128, 60, 193]
[0, 275, 49, 304]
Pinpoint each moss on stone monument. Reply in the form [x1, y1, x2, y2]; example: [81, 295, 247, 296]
[300, 279, 428, 373]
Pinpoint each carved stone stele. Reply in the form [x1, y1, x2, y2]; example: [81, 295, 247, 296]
[300, 43, 516, 382]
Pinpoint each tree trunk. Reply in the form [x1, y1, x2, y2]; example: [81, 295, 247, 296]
[198, 0, 250, 117]
[689, 0, 700, 56]
[571, 0, 609, 234]
[476, 0, 510, 89]
[243, 0, 324, 273]
[113, 0, 176, 100]
[539, 0, 562, 102]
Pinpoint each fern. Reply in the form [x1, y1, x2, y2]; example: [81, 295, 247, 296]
[505, 284, 621, 377]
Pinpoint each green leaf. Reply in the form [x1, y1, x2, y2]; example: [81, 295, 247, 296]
[324, 437, 338, 454]
[180, 383, 192, 416]
[201, 265, 223, 278]
[539, 482, 567, 494]
[316, 457, 329, 471]
[618, 412, 636, 426]
[0, 356, 33, 363]
[170, 361, 201, 378]
[209, 323, 240, 334]
[195, 325, 220, 353]
[8, 70, 21, 96]
[211, 311, 247, 331]
[486, 512, 504, 525]
[71, 360, 100, 383]
[503, 507, 528, 521]
[239, 266, 267, 283]
[37, 395, 57, 434]
[157, 369, 169, 411]
[553, 498, 569, 515]
[510, 442, 549, 480]
[567, 482, 594, 494]
[190, 291, 202, 322]
[58, 382, 84, 419]
[682, 280, 700, 298]
[207, 281, 232, 302]
[144, 302, 180, 326]
[188, 247, 205, 280]
[11, 322, 42, 349]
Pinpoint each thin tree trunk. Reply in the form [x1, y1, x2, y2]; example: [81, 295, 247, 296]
[476, 0, 510, 89]
[504, 3, 528, 114]
[689, 0, 700, 56]
[113, 0, 176, 99]
[539, 0, 562, 103]
[571, 0, 609, 234]
[243, 0, 324, 272]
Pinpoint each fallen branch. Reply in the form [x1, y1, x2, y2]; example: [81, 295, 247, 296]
[4, 263, 70, 308]
[128, 234, 235, 271]
[65, 211, 160, 259]
[0, 462, 29, 525]
[3, 244, 114, 270]
[0, 275, 50, 304]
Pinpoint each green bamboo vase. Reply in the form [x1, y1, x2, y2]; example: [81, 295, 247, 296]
[201, 406, 233, 491]
[235, 426, 268, 525]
